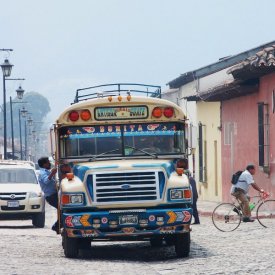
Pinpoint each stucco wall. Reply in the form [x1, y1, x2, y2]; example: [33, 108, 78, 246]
[258, 73, 275, 190]
[197, 101, 222, 201]
[221, 72, 275, 202]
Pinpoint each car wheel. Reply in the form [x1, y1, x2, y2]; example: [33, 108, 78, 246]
[175, 233, 190, 258]
[32, 212, 45, 228]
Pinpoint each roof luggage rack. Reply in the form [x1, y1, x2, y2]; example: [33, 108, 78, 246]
[73, 83, 161, 103]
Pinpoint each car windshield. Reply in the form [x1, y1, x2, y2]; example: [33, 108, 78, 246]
[59, 122, 185, 159]
[0, 168, 38, 184]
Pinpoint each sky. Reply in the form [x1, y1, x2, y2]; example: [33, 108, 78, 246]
[1, 0, 275, 122]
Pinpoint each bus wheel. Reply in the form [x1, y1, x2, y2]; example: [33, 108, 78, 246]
[62, 231, 79, 258]
[175, 233, 190, 258]
[164, 235, 175, 246]
[150, 236, 163, 247]
[78, 238, 91, 250]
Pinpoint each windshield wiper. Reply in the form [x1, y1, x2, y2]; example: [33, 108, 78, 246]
[125, 145, 158, 159]
[89, 148, 121, 162]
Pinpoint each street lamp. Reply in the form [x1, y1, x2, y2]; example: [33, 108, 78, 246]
[16, 86, 24, 99]
[21, 106, 27, 117]
[1, 58, 13, 159]
[1, 59, 13, 77]
[27, 116, 33, 126]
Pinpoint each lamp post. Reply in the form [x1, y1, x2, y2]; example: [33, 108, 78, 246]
[19, 106, 27, 160]
[25, 115, 33, 160]
[1, 58, 13, 159]
[18, 109, 22, 159]
[24, 120, 27, 160]
[7, 82, 25, 159]
[29, 121, 44, 162]
[10, 96, 27, 159]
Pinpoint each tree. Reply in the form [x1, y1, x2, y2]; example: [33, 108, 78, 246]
[21, 92, 51, 122]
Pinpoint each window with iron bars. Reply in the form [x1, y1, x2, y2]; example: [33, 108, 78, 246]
[198, 122, 207, 183]
[258, 102, 270, 173]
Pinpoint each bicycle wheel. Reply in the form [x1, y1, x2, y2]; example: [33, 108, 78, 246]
[256, 199, 275, 228]
[212, 203, 242, 232]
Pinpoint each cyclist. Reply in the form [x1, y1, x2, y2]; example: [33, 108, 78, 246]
[231, 164, 265, 222]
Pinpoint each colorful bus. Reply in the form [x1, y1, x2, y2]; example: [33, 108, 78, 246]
[54, 83, 192, 258]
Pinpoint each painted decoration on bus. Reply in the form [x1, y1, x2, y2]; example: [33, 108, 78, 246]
[94, 106, 148, 120]
[59, 123, 179, 140]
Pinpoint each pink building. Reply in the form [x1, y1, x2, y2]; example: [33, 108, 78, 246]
[168, 42, 275, 202]
[220, 46, 275, 201]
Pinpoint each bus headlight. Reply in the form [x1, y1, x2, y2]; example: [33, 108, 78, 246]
[170, 189, 184, 200]
[62, 194, 84, 205]
[70, 194, 83, 204]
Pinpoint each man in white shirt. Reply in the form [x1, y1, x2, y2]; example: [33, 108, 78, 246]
[231, 164, 265, 222]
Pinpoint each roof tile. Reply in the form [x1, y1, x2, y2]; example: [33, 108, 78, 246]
[229, 45, 275, 75]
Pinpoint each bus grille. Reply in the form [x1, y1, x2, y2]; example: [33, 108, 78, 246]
[92, 171, 161, 204]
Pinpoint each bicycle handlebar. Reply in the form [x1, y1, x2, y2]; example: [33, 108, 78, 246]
[260, 191, 270, 200]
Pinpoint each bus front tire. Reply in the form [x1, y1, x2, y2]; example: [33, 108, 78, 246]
[175, 233, 190, 258]
[62, 231, 79, 258]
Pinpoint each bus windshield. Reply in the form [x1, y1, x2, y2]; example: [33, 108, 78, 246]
[59, 122, 185, 159]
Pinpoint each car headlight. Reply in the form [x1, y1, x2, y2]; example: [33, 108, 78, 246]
[170, 189, 184, 200]
[29, 192, 42, 198]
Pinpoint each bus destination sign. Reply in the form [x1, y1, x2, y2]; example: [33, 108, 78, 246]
[95, 106, 148, 120]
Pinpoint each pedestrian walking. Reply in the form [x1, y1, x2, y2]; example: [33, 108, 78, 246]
[37, 157, 59, 233]
[178, 158, 200, 224]
[189, 176, 200, 224]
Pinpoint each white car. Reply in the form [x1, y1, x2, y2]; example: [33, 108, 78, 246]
[0, 160, 45, 227]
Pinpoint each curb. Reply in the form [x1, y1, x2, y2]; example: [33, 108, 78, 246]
[198, 210, 213, 217]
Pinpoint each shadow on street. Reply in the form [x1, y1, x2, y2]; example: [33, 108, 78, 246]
[0, 225, 34, 229]
[76, 241, 209, 262]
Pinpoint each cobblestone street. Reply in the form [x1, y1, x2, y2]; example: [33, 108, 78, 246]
[0, 205, 274, 275]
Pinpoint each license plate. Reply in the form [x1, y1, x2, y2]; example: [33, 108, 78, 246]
[119, 215, 138, 225]
[7, 201, 19, 207]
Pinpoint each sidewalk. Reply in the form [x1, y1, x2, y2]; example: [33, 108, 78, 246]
[197, 200, 221, 217]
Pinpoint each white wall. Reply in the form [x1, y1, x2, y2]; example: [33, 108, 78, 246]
[198, 67, 234, 92]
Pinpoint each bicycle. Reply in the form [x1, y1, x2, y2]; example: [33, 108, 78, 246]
[212, 192, 275, 232]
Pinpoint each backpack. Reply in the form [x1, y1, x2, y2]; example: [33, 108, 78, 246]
[231, 170, 243, 185]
